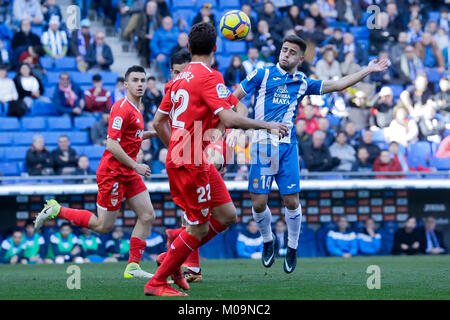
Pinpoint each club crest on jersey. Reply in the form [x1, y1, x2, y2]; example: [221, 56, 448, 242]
[112, 116, 123, 130]
[216, 83, 230, 99]
[201, 208, 209, 217]
[111, 199, 118, 206]
[252, 179, 259, 190]
[135, 129, 144, 139]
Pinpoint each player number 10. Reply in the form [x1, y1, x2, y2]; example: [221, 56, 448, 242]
[197, 184, 211, 203]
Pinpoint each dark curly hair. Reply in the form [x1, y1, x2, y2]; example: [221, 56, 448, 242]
[188, 22, 217, 56]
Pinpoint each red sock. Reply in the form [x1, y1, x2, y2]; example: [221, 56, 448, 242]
[198, 218, 228, 247]
[184, 248, 200, 268]
[151, 230, 201, 284]
[59, 207, 92, 228]
[128, 237, 146, 264]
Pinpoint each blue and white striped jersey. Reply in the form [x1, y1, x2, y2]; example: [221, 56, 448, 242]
[240, 63, 324, 144]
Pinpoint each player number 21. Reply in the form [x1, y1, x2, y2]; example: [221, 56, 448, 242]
[171, 89, 189, 129]
[197, 184, 211, 203]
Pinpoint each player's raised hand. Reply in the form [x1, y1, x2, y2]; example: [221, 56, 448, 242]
[134, 163, 151, 177]
[266, 122, 289, 138]
[367, 57, 390, 73]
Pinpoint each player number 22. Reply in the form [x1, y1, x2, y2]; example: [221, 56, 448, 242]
[171, 89, 189, 129]
[197, 184, 211, 203]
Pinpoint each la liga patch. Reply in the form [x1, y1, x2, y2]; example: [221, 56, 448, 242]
[216, 83, 231, 99]
[112, 116, 123, 130]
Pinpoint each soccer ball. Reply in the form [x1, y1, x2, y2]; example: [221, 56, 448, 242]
[219, 10, 251, 41]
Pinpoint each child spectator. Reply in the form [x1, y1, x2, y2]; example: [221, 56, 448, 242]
[326, 216, 358, 257]
[236, 219, 264, 259]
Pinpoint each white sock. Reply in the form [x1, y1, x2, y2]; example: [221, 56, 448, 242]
[252, 206, 273, 243]
[284, 205, 302, 250]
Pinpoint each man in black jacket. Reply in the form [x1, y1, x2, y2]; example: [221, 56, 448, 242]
[357, 130, 381, 164]
[303, 130, 336, 172]
[392, 216, 424, 255]
[51, 135, 79, 175]
[85, 31, 114, 71]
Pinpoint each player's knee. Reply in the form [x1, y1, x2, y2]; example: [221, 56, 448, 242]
[222, 208, 237, 227]
[139, 210, 155, 225]
[96, 221, 115, 234]
[284, 197, 299, 210]
[252, 201, 267, 214]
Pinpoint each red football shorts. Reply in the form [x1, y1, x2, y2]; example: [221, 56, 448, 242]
[167, 164, 232, 225]
[96, 173, 148, 211]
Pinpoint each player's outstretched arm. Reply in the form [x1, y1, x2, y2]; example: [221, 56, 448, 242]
[106, 138, 151, 176]
[218, 108, 288, 137]
[153, 110, 171, 147]
[142, 130, 158, 140]
[322, 58, 390, 94]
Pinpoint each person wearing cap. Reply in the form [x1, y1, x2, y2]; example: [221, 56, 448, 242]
[193, 3, 216, 28]
[69, 19, 94, 62]
[84, 74, 113, 114]
[41, 15, 68, 58]
[373, 86, 395, 128]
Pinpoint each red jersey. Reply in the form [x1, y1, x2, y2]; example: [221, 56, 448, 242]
[158, 62, 239, 168]
[97, 97, 144, 176]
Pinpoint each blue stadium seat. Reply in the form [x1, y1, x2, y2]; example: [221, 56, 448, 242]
[72, 146, 85, 155]
[40, 57, 54, 70]
[54, 57, 77, 71]
[0, 132, 13, 145]
[430, 157, 450, 171]
[83, 145, 106, 159]
[349, 26, 369, 39]
[315, 222, 336, 257]
[171, 0, 195, 8]
[223, 223, 244, 258]
[326, 114, 341, 128]
[41, 132, 65, 145]
[21, 117, 47, 131]
[7, 71, 16, 79]
[70, 72, 94, 85]
[424, 68, 441, 83]
[0, 117, 20, 131]
[370, 129, 385, 142]
[298, 225, 316, 258]
[4, 147, 28, 161]
[30, 101, 58, 116]
[16, 161, 25, 173]
[360, 11, 372, 25]
[216, 36, 224, 54]
[31, 25, 43, 37]
[0, 162, 19, 176]
[356, 39, 369, 51]
[379, 221, 398, 255]
[216, 54, 233, 71]
[74, 116, 97, 130]
[45, 71, 61, 85]
[224, 40, 247, 54]
[327, 21, 350, 31]
[196, 0, 217, 9]
[199, 232, 226, 259]
[389, 84, 404, 99]
[99, 72, 119, 85]
[428, 11, 440, 21]
[172, 8, 196, 26]
[218, 0, 240, 9]
[43, 85, 56, 98]
[407, 141, 431, 168]
[13, 132, 36, 146]
[90, 159, 101, 171]
[47, 116, 72, 131]
[66, 131, 89, 145]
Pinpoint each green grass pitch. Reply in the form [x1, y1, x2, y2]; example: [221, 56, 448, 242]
[1, 255, 449, 300]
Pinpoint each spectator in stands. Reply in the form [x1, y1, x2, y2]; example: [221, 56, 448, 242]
[305, 2, 329, 31]
[389, 32, 409, 66]
[118, 0, 145, 41]
[78, 228, 114, 263]
[0, 64, 18, 115]
[437, 6, 449, 33]
[297, 17, 325, 48]
[434, 76, 450, 114]
[372, 86, 395, 128]
[242, 47, 265, 75]
[317, 117, 335, 148]
[335, 0, 361, 26]
[397, 45, 424, 85]
[370, 51, 401, 90]
[85, 31, 114, 71]
[90, 110, 109, 146]
[417, 101, 445, 144]
[10, 63, 44, 117]
[325, 27, 343, 49]
[42, 0, 62, 28]
[386, 2, 404, 38]
[415, 32, 446, 72]
[400, 73, 433, 117]
[142, 227, 166, 261]
[169, 32, 188, 57]
[18, 45, 45, 79]
[74, 155, 96, 183]
[373, 149, 403, 179]
[298, 102, 319, 135]
[280, 5, 303, 34]
[41, 15, 68, 59]
[136, 0, 162, 68]
[236, 219, 264, 259]
[151, 148, 167, 175]
[406, 18, 423, 45]
[340, 51, 361, 77]
[338, 32, 368, 66]
[0, 229, 25, 264]
[150, 16, 179, 81]
[142, 76, 162, 122]
[357, 130, 380, 164]
[69, 19, 94, 63]
[0, 38, 9, 67]
[21, 219, 50, 264]
[315, 46, 341, 81]
[385, 104, 419, 147]
[26, 134, 54, 175]
[12, 0, 43, 26]
[351, 146, 373, 176]
[369, 12, 392, 55]
[420, 216, 446, 255]
[329, 131, 356, 172]
[114, 77, 126, 103]
[105, 226, 129, 261]
[326, 216, 358, 258]
[344, 90, 373, 131]
[388, 141, 409, 172]
[392, 216, 423, 255]
[139, 138, 153, 167]
[50, 222, 83, 264]
[11, 19, 41, 56]
[193, 3, 216, 28]
[303, 130, 336, 172]
[225, 55, 247, 90]
[273, 218, 288, 258]
[344, 121, 361, 148]
[357, 218, 382, 255]
[53, 72, 85, 116]
[84, 74, 112, 114]
[253, 19, 281, 61]
[258, 1, 282, 37]
[296, 118, 311, 156]
[51, 135, 79, 175]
